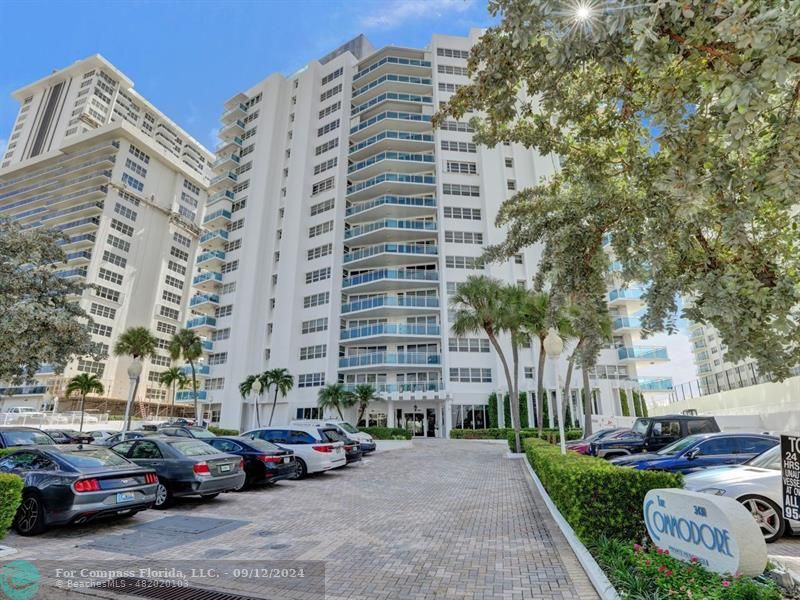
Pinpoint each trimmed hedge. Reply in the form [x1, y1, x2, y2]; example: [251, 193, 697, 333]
[448, 428, 582, 444]
[525, 437, 682, 543]
[360, 427, 412, 440]
[208, 426, 239, 436]
[0, 473, 23, 540]
[506, 428, 583, 449]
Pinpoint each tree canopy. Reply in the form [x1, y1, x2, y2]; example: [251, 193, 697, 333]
[436, 0, 800, 379]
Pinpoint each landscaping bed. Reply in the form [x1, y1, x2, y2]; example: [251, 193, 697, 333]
[360, 427, 412, 440]
[448, 427, 582, 443]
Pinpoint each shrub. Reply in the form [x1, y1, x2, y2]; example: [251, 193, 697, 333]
[0, 474, 23, 540]
[487, 393, 499, 428]
[447, 428, 582, 444]
[360, 427, 412, 440]
[208, 426, 239, 436]
[524, 437, 682, 542]
[0, 448, 17, 459]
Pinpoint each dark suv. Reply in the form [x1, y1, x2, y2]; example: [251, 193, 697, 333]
[590, 415, 719, 459]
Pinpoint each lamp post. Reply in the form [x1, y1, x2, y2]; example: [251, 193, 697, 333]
[123, 358, 143, 434]
[251, 377, 263, 430]
[543, 327, 566, 455]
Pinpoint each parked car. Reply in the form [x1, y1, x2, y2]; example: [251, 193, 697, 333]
[610, 433, 778, 474]
[110, 436, 245, 508]
[158, 426, 216, 440]
[242, 425, 346, 479]
[59, 411, 100, 424]
[292, 420, 376, 454]
[684, 445, 793, 543]
[205, 436, 296, 489]
[0, 427, 55, 448]
[88, 430, 117, 443]
[45, 430, 95, 445]
[0, 445, 158, 535]
[341, 437, 363, 465]
[92, 431, 149, 447]
[566, 428, 629, 454]
[158, 418, 194, 428]
[589, 415, 720, 459]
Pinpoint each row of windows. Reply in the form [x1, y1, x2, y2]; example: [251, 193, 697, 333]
[90, 302, 116, 320]
[98, 267, 123, 285]
[443, 183, 480, 197]
[107, 233, 130, 253]
[168, 260, 186, 276]
[310, 198, 334, 216]
[443, 206, 481, 220]
[449, 338, 490, 353]
[298, 372, 325, 388]
[165, 274, 183, 290]
[160, 305, 179, 320]
[445, 231, 483, 244]
[314, 157, 337, 175]
[216, 305, 233, 318]
[221, 260, 239, 274]
[320, 83, 342, 102]
[437, 47, 470, 59]
[124, 158, 147, 178]
[156, 321, 177, 335]
[437, 64, 469, 76]
[212, 328, 231, 341]
[228, 218, 245, 233]
[94, 285, 120, 303]
[302, 317, 328, 334]
[209, 352, 227, 365]
[318, 101, 341, 119]
[128, 144, 150, 164]
[446, 160, 477, 174]
[449, 368, 491, 383]
[162, 290, 181, 305]
[206, 377, 225, 390]
[307, 243, 332, 260]
[225, 238, 242, 253]
[438, 82, 464, 93]
[315, 138, 339, 156]
[114, 203, 137, 222]
[88, 322, 113, 337]
[110, 218, 134, 237]
[121, 173, 144, 192]
[117, 189, 141, 207]
[173, 231, 191, 248]
[446, 255, 483, 269]
[232, 198, 247, 212]
[306, 267, 331, 284]
[299, 344, 326, 360]
[312, 177, 335, 196]
[102, 250, 126, 268]
[441, 140, 477, 153]
[439, 120, 474, 133]
[183, 179, 200, 195]
[317, 119, 340, 137]
[304, 291, 329, 308]
[309, 220, 333, 238]
[169, 246, 189, 262]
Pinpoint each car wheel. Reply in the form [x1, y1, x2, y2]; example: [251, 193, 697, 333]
[200, 493, 220, 500]
[153, 478, 172, 510]
[739, 495, 786, 543]
[294, 458, 308, 480]
[14, 492, 47, 536]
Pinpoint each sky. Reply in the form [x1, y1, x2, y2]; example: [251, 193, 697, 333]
[0, 0, 496, 152]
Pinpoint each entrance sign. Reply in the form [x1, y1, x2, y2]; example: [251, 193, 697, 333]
[781, 435, 800, 521]
[643, 489, 767, 576]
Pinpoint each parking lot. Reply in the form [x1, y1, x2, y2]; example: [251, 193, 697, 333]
[5, 439, 597, 600]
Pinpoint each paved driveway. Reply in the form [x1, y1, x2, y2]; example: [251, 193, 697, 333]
[5, 439, 597, 599]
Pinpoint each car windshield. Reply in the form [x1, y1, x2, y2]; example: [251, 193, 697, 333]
[58, 448, 130, 468]
[189, 428, 215, 439]
[319, 428, 347, 443]
[631, 419, 650, 436]
[170, 440, 222, 457]
[3, 430, 54, 446]
[243, 438, 282, 453]
[746, 445, 782, 470]
[336, 422, 359, 434]
[657, 435, 702, 455]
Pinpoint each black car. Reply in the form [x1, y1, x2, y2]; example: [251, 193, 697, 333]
[317, 428, 361, 465]
[46, 430, 94, 444]
[0, 445, 158, 535]
[205, 436, 296, 489]
[0, 427, 55, 448]
[110, 436, 245, 508]
[590, 415, 720, 459]
[158, 426, 216, 440]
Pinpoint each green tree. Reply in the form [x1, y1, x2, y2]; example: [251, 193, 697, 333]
[65, 373, 104, 432]
[168, 329, 203, 423]
[159, 367, 188, 421]
[632, 392, 643, 418]
[263, 368, 294, 426]
[620, 390, 631, 417]
[437, 0, 800, 380]
[317, 383, 349, 420]
[487, 392, 499, 428]
[639, 392, 649, 417]
[114, 326, 157, 430]
[0, 220, 102, 384]
[350, 384, 377, 425]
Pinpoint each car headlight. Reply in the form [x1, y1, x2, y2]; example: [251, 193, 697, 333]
[698, 488, 727, 496]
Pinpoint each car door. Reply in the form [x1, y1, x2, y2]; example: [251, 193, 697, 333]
[0, 450, 60, 504]
[648, 420, 681, 451]
[736, 437, 778, 463]
[687, 437, 740, 472]
[128, 440, 164, 473]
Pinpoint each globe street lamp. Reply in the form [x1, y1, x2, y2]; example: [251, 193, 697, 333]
[123, 358, 143, 434]
[251, 377, 263, 430]
[543, 327, 567, 455]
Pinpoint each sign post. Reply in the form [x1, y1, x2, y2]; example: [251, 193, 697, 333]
[781, 435, 800, 522]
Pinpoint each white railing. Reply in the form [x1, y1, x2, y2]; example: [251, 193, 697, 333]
[0, 412, 111, 427]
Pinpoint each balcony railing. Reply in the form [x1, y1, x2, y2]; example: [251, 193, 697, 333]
[196, 250, 226, 265]
[349, 130, 434, 155]
[352, 92, 433, 116]
[353, 56, 432, 82]
[186, 316, 217, 329]
[215, 137, 242, 152]
[352, 74, 433, 99]
[346, 195, 435, 217]
[350, 111, 432, 135]
[341, 295, 440, 314]
[343, 243, 437, 264]
[343, 382, 444, 394]
[181, 364, 210, 376]
[347, 173, 435, 196]
[340, 323, 440, 340]
[199, 229, 229, 245]
[342, 268, 439, 288]
[348, 151, 434, 174]
[617, 346, 668, 361]
[176, 389, 208, 402]
[608, 287, 645, 302]
[190, 293, 220, 307]
[210, 172, 237, 187]
[637, 377, 674, 391]
[193, 271, 223, 286]
[668, 364, 800, 403]
[339, 352, 441, 369]
[203, 209, 232, 226]
[208, 189, 235, 206]
[612, 317, 642, 330]
[344, 219, 436, 240]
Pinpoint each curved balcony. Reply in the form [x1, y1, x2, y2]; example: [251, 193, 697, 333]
[64, 249, 92, 265]
[352, 92, 433, 118]
[199, 229, 228, 251]
[208, 171, 237, 193]
[350, 111, 432, 141]
[30, 199, 104, 229]
[607, 287, 646, 307]
[176, 389, 208, 403]
[342, 268, 439, 292]
[201, 340, 213, 353]
[343, 382, 444, 395]
[215, 136, 242, 154]
[181, 363, 210, 377]
[340, 323, 440, 344]
[637, 377, 674, 392]
[56, 266, 88, 280]
[346, 173, 435, 202]
[196, 249, 226, 270]
[339, 352, 441, 371]
[221, 103, 247, 124]
[186, 315, 217, 336]
[193, 271, 223, 292]
[348, 151, 434, 178]
[346, 195, 436, 223]
[190, 293, 220, 316]
[54, 216, 101, 235]
[341, 295, 439, 318]
[203, 208, 232, 228]
[59, 233, 96, 250]
[617, 346, 669, 363]
[349, 130, 435, 160]
[353, 56, 431, 85]
[344, 219, 436, 244]
[212, 153, 240, 171]
[207, 189, 235, 209]
[343, 243, 437, 269]
[352, 74, 433, 103]
[219, 119, 245, 138]
[612, 316, 642, 333]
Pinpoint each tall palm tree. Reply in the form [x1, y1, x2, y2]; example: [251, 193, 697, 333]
[159, 367, 188, 421]
[168, 329, 203, 423]
[351, 384, 377, 425]
[113, 326, 157, 430]
[497, 283, 531, 453]
[65, 373, 104, 432]
[262, 368, 294, 426]
[239, 374, 265, 429]
[317, 383, 349, 420]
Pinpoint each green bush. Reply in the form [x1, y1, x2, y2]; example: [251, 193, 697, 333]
[507, 428, 582, 449]
[0, 448, 17, 459]
[208, 426, 239, 436]
[620, 389, 631, 416]
[360, 427, 412, 440]
[487, 393, 499, 428]
[447, 428, 582, 444]
[524, 437, 682, 542]
[0, 474, 23, 540]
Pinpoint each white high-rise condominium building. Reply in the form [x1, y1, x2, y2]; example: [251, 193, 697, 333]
[0, 55, 211, 411]
[683, 321, 758, 399]
[183, 30, 675, 435]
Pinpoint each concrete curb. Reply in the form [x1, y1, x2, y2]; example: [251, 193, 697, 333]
[0, 545, 17, 558]
[519, 456, 621, 600]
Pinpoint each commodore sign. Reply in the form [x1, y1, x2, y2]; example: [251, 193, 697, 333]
[644, 489, 767, 576]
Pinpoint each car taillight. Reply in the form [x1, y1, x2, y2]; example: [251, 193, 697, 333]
[345, 445, 353, 451]
[144, 473, 158, 484]
[258, 455, 282, 463]
[312, 444, 333, 453]
[73, 478, 101, 492]
[193, 462, 210, 475]
[239, 458, 244, 471]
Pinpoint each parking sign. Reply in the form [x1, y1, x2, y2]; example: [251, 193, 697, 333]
[781, 435, 800, 521]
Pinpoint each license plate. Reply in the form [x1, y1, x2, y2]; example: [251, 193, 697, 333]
[116, 492, 135, 503]
[219, 464, 231, 472]
[283, 457, 290, 463]
[335, 448, 342, 453]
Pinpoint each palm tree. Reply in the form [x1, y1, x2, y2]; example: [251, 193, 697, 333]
[317, 383, 349, 420]
[65, 373, 104, 432]
[169, 329, 203, 423]
[262, 368, 294, 426]
[113, 326, 158, 430]
[351, 384, 377, 425]
[159, 367, 188, 421]
[239, 374, 265, 429]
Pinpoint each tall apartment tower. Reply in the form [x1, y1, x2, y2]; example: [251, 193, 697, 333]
[0, 55, 211, 410]
[189, 31, 674, 434]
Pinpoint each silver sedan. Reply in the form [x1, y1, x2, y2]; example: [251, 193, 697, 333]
[684, 445, 798, 543]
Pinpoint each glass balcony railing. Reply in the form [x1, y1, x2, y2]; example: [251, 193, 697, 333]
[612, 317, 642, 330]
[203, 209, 232, 225]
[0, 385, 47, 396]
[201, 340, 213, 352]
[602, 233, 613, 247]
[199, 229, 229, 245]
[342, 382, 444, 394]
[186, 316, 217, 329]
[617, 346, 669, 361]
[352, 74, 433, 99]
[55, 267, 88, 279]
[340, 323, 440, 340]
[345, 219, 436, 239]
[341, 295, 440, 313]
[352, 92, 433, 116]
[208, 189, 235, 205]
[190, 293, 220, 307]
[211, 154, 240, 169]
[196, 250, 225, 264]
[346, 195, 436, 217]
[209, 172, 237, 187]
[339, 352, 441, 369]
[637, 377, 674, 391]
[348, 151, 435, 174]
[221, 103, 247, 121]
[215, 137, 242, 152]
[343, 269, 439, 288]
[181, 364, 210, 376]
[193, 271, 223, 286]
[608, 288, 645, 302]
[176, 389, 208, 402]
[347, 173, 435, 196]
[353, 56, 432, 82]
[349, 130, 434, 155]
[343, 243, 437, 263]
[350, 111, 432, 135]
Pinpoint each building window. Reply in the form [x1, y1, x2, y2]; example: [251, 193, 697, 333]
[113, 203, 137, 221]
[303, 292, 329, 308]
[443, 206, 481, 220]
[504, 157, 513, 168]
[298, 372, 325, 388]
[102, 250, 127, 268]
[445, 255, 482, 270]
[301, 318, 328, 334]
[216, 305, 233, 318]
[305, 267, 331, 284]
[300, 345, 327, 360]
[311, 177, 335, 196]
[310, 198, 335, 216]
[209, 352, 227, 365]
[448, 338, 490, 353]
[307, 243, 332, 260]
[449, 368, 492, 383]
[121, 173, 144, 192]
[90, 303, 116, 320]
[442, 183, 480, 197]
[507, 179, 517, 191]
[446, 161, 477, 175]
[444, 231, 483, 245]
[98, 268, 123, 285]
[159, 306, 179, 320]
[308, 220, 333, 238]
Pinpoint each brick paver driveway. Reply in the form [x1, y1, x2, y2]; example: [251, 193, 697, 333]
[6, 439, 597, 599]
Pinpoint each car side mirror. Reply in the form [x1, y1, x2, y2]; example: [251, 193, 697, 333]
[686, 448, 700, 460]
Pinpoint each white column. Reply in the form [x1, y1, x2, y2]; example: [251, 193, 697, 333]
[497, 389, 506, 428]
[387, 400, 395, 427]
[444, 398, 453, 436]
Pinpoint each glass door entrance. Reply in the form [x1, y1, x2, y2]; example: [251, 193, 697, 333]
[404, 412, 425, 437]
[426, 408, 436, 437]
